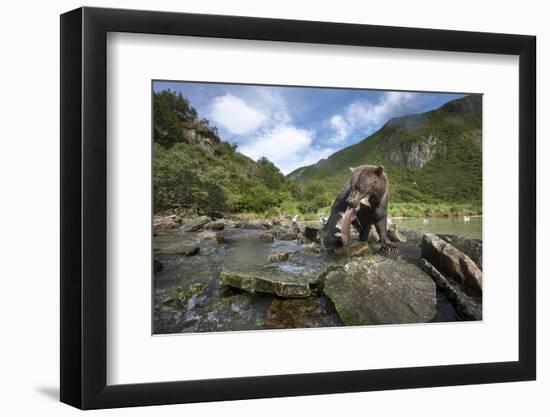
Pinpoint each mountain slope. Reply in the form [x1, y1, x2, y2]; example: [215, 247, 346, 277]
[153, 90, 298, 214]
[288, 95, 482, 206]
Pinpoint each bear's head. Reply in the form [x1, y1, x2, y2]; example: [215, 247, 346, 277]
[346, 165, 388, 209]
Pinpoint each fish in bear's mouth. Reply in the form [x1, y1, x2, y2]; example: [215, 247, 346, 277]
[339, 196, 370, 245]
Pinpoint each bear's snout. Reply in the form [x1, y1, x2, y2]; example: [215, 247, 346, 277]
[347, 190, 370, 209]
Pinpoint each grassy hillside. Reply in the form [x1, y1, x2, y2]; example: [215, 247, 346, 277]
[154, 90, 482, 219]
[153, 90, 299, 215]
[288, 95, 482, 216]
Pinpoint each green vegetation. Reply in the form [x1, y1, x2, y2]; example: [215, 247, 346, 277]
[153, 90, 300, 215]
[289, 95, 482, 215]
[153, 90, 482, 218]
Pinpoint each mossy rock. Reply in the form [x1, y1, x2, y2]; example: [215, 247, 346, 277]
[323, 257, 436, 325]
[334, 242, 371, 257]
[220, 265, 321, 298]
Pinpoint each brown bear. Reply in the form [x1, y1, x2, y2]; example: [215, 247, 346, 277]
[320, 165, 397, 253]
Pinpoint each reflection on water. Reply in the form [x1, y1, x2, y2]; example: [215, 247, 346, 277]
[393, 216, 482, 240]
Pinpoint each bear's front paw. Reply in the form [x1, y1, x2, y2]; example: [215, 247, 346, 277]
[380, 241, 398, 255]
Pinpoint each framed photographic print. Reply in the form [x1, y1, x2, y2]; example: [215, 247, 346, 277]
[60, 6, 536, 409]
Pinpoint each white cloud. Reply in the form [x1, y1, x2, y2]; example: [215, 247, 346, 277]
[329, 114, 351, 143]
[206, 88, 335, 173]
[329, 91, 418, 142]
[254, 88, 292, 125]
[239, 126, 334, 174]
[208, 93, 268, 135]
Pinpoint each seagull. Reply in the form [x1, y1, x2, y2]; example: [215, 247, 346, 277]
[463, 216, 471, 222]
[423, 217, 429, 224]
[291, 215, 298, 225]
[319, 214, 327, 225]
[387, 217, 393, 226]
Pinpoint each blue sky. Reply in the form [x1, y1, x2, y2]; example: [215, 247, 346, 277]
[153, 81, 464, 174]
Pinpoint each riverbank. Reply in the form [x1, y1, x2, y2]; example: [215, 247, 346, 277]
[153, 214, 482, 334]
[157, 200, 482, 224]
[387, 202, 481, 218]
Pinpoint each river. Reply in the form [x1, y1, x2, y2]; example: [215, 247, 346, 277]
[153, 216, 480, 333]
[392, 216, 482, 240]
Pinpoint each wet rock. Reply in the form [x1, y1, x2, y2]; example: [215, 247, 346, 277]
[154, 257, 163, 273]
[304, 226, 321, 244]
[204, 219, 225, 231]
[193, 230, 217, 240]
[180, 293, 273, 333]
[334, 241, 371, 257]
[154, 241, 200, 256]
[438, 234, 482, 270]
[216, 228, 274, 244]
[153, 283, 213, 333]
[418, 258, 482, 320]
[388, 224, 407, 242]
[235, 219, 272, 230]
[153, 214, 183, 230]
[220, 264, 322, 298]
[276, 229, 299, 241]
[305, 243, 323, 253]
[158, 283, 207, 309]
[421, 233, 482, 296]
[367, 228, 380, 244]
[266, 298, 341, 329]
[182, 216, 212, 232]
[224, 220, 237, 228]
[323, 257, 437, 325]
[267, 252, 291, 262]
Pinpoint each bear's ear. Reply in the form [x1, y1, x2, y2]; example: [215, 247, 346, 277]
[375, 165, 384, 176]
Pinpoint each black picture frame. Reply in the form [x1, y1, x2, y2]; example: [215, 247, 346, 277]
[60, 6, 536, 410]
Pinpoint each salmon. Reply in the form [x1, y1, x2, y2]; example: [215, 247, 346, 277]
[340, 206, 357, 245]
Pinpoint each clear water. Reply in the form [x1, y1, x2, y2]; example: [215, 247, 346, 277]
[393, 216, 482, 240]
[153, 217, 481, 333]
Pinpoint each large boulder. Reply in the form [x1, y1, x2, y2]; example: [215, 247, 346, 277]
[235, 219, 273, 230]
[334, 241, 371, 257]
[323, 257, 437, 325]
[204, 219, 226, 231]
[438, 234, 482, 270]
[215, 228, 274, 244]
[220, 264, 322, 298]
[266, 298, 341, 329]
[421, 233, 482, 296]
[182, 216, 212, 232]
[153, 214, 183, 231]
[388, 224, 407, 242]
[154, 241, 200, 256]
[193, 230, 217, 241]
[418, 258, 482, 320]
